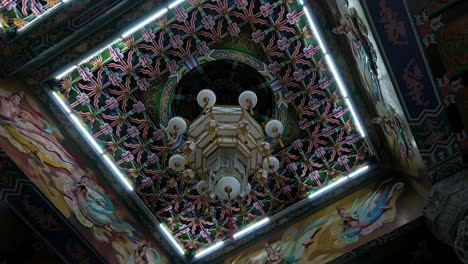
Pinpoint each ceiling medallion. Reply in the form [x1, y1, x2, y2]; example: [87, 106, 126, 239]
[168, 89, 283, 202]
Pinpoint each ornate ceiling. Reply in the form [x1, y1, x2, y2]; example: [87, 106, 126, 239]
[46, 0, 371, 257]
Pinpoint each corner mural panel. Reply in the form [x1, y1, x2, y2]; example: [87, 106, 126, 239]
[224, 178, 423, 263]
[0, 79, 169, 264]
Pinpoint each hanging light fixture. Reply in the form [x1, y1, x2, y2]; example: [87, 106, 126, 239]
[197, 89, 216, 114]
[265, 119, 284, 147]
[238, 90, 258, 115]
[168, 89, 280, 202]
[169, 154, 185, 171]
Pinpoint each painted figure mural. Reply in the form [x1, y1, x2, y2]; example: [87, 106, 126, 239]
[226, 179, 423, 264]
[0, 81, 168, 263]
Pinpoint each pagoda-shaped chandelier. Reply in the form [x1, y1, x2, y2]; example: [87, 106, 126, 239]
[167, 89, 284, 201]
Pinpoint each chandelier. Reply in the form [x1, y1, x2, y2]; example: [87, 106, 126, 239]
[167, 89, 284, 201]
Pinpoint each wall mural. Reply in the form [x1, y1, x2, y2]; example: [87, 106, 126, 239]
[0, 79, 169, 263]
[326, 0, 424, 173]
[362, 0, 464, 181]
[224, 178, 424, 264]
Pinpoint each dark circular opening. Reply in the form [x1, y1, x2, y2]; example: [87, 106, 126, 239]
[172, 60, 274, 122]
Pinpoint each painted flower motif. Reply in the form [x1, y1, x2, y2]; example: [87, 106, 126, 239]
[201, 15, 215, 30]
[286, 10, 300, 25]
[260, 3, 274, 17]
[137, 53, 154, 69]
[139, 54, 152, 68]
[228, 22, 240, 36]
[234, 0, 247, 9]
[268, 61, 281, 74]
[132, 101, 146, 113]
[34, 3, 46, 14]
[346, 134, 359, 144]
[109, 46, 124, 62]
[147, 153, 159, 164]
[99, 123, 113, 135]
[141, 177, 153, 185]
[315, 147, 326, 158]
[291, 140, 302, 152]
[5, 1, 16, 10]
[277, 37, 291, 51]
[137, 78, 150, 91]
[46, 0, 59, 6]
[76, 93, 90, 106]
[318, 76, 333, 89]
[121, 150, 135, 161]
[167, 60, 179, 75]
[105, 97, 118, 110]
[293, 69, 306, 82]
[142, 28, 156, 42]
[174, 7, 188, 22]
[127, 126, 140, 138]
[77, 66, 93, 82]
[322, 126, 335, 137]
[332, 106, 346, 118]
[153, 129, 164, 141]
[284, 91, 296, 103]
[299, 118, 311, 129]
[170, 35, 183, 49]
[109, 72, 122, 86]
[308, 170, 320, 180]
[13, 18, 26, 27]
[252, 30, 265, 43]
[303, 44, 320, 58]
[338, 155, 349, 165]
[308, 98, 321, 110]
[287, 162, 298, 173]
[196, 41, 209, 55]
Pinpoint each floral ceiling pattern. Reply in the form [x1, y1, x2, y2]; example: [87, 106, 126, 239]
[0, 0, 64, 40]
[48, 0, 371, 254]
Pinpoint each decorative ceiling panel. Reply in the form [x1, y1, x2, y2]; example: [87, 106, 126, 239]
[0, 0, 65, 40]
[46, 0, 372, 257]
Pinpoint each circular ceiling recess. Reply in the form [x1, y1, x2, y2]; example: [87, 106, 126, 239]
[173, 60, 274, 122]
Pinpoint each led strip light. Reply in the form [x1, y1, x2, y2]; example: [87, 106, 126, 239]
[50, 0, 370, 258]
[52, 92, 134, 191]
[17, 0, 71, 32]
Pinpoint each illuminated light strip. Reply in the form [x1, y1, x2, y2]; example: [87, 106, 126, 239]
[18, 3, 62, 32]
[103, 155, 134, 191]
[348, 165, 369, 178]
[70, 114, 104, 154]
[121, 8, 168, 38]
[52, 91, 71, 114]
[324, 54, 348, 98]
[168, 0, 185, 9]
[54, 65, 77, 80]
[80, 39, 120, 64]
[233, 218, 270, 239]
[303, 7, 327, 54]
[308, 165, 369, 199]
[53, 90, 134, 191]
[303, 6, 369, 138]
[194, 242, 224, 259]
[160, 224, 185, 255]
[345, 98, 366, 137]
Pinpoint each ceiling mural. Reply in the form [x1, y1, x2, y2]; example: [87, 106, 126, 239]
[223, 177, 424, 264]
[46, 0, 373, 257]
[0, 0, 66, 41]
[0, 79, 173, 263]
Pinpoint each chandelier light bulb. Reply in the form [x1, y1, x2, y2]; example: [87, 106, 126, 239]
[238, 91, 258, 112]
[263, 156, 279, 173]
[197, 89, 216, 112]
[168, 117, 187, 136]
[169, 154, 185, 171]
[265, 120, 284, 137]
[197, 180, 209, 196]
